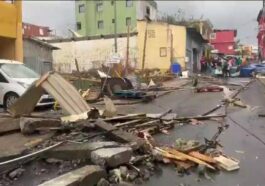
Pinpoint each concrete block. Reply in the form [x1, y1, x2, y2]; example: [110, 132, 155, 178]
[44, 141, 119, 160]
[91, 147, 132, 168]
[38, 165, 106, 186]
[20, 117, 61, 134]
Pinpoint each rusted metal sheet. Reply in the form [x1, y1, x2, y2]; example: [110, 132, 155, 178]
[9, 71, 90, 117]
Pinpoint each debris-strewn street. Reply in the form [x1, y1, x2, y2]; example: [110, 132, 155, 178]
[1, 0, 265, 186]
[1, 73, 265, 186]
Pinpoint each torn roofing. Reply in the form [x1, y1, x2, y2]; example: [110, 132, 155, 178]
[23, 37, 60, 50]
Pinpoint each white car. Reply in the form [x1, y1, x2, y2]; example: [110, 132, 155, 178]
[0, 59, 54, 109]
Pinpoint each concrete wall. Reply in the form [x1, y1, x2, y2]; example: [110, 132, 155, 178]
[0, 1, 23, 62]
[23, 39, 53, 74]
[137, 21, 186, 71]
[51, 36, 138, 73]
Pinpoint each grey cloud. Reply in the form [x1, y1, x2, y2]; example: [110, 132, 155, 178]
[22, 1, 262, 45]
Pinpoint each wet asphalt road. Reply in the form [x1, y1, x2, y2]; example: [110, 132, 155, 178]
[119, 78, 265, 186]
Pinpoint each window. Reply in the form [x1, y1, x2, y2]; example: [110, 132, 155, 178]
[77, 22, 81, 30]
[147, 30, 155, 38]
[0, 64, 39, 79]
[112, 19, 115, 24]
[98, 20, 104, 29]
[126, 0, 133, 7]
[210, 33, 216, 40]
[79, 4, 85, 13]
[160, 47, 167, 57]
[146, 6, 150, 16]
[39, 28, 44, 35]
[126, 17, 131, 26]
[111, 0, 114, 5]
[0, 73, 7, 83]
[96, 2, 103, 12]
[228, 45, 233, 50]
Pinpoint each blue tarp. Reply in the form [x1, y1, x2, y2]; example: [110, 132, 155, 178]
[240, 64, 265, 77]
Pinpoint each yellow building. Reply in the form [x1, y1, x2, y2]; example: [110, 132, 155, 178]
[137, 21, 186, 71]
[0, 1, 23, 61]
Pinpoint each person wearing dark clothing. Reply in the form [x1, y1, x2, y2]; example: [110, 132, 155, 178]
[222, 60, 229, 77]
[200, 56, 207, 73]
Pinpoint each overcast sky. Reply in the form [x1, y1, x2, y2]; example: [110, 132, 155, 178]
[23, 1, 263, 45]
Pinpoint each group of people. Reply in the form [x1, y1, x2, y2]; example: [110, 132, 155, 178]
[200, 55, 245, 77]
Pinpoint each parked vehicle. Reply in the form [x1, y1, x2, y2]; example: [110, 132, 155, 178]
[0, 59, 54, 109]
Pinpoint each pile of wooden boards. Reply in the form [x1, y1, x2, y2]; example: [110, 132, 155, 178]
[152, 143, 240, 172]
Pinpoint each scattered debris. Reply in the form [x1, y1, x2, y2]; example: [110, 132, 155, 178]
[214, 155, 240, 171]
[39, 165, 106, 186]
[103, 96, 117, 117]
[19, 117, 61, 135]
[196, 86, 223, 93]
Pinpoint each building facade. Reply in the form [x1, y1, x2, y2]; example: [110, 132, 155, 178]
[137, 21, 186, 71]
[75, 0, 157, 36]
[257, 6, 265, 60]
[0, 0, 23, 61]
[210, 29, 237, 55]
[186, 28, 207, 73]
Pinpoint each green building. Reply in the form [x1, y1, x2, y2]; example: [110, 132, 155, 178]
[75, 0, 157, 37]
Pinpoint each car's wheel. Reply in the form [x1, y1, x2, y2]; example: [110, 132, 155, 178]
[4, 93, 19, 109]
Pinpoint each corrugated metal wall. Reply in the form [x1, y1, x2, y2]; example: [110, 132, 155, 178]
[24, 56, 52, 75]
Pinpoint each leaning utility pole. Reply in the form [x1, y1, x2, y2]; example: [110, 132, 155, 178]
[114, 0, 118, 53]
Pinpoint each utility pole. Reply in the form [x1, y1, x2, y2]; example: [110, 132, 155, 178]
[170, 31, 173, 65]
[114, 0, 118, 53]
[125, 25, 130, 76]
[141, 21, 148, 71]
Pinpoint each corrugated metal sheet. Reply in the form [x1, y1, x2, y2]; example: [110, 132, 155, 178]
[9, 72, 91, 117]
[24, 57, 52, 75]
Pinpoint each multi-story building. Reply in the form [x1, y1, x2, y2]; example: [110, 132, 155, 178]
[0, 0, 23, 61]
[210, 29, 237, 55]
[75, 0, 158, 36]
[257, 4, 265, 60]
[186, 19, 213, 41]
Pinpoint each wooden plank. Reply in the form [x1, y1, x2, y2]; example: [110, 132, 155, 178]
[162, 147, 216, 170]
[214, 155, 239, 171]
[114, 119, 144, 128]
[188, 151, 216, 164]
[174, 160, 195, 170]
[155, 147, 186, 161]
